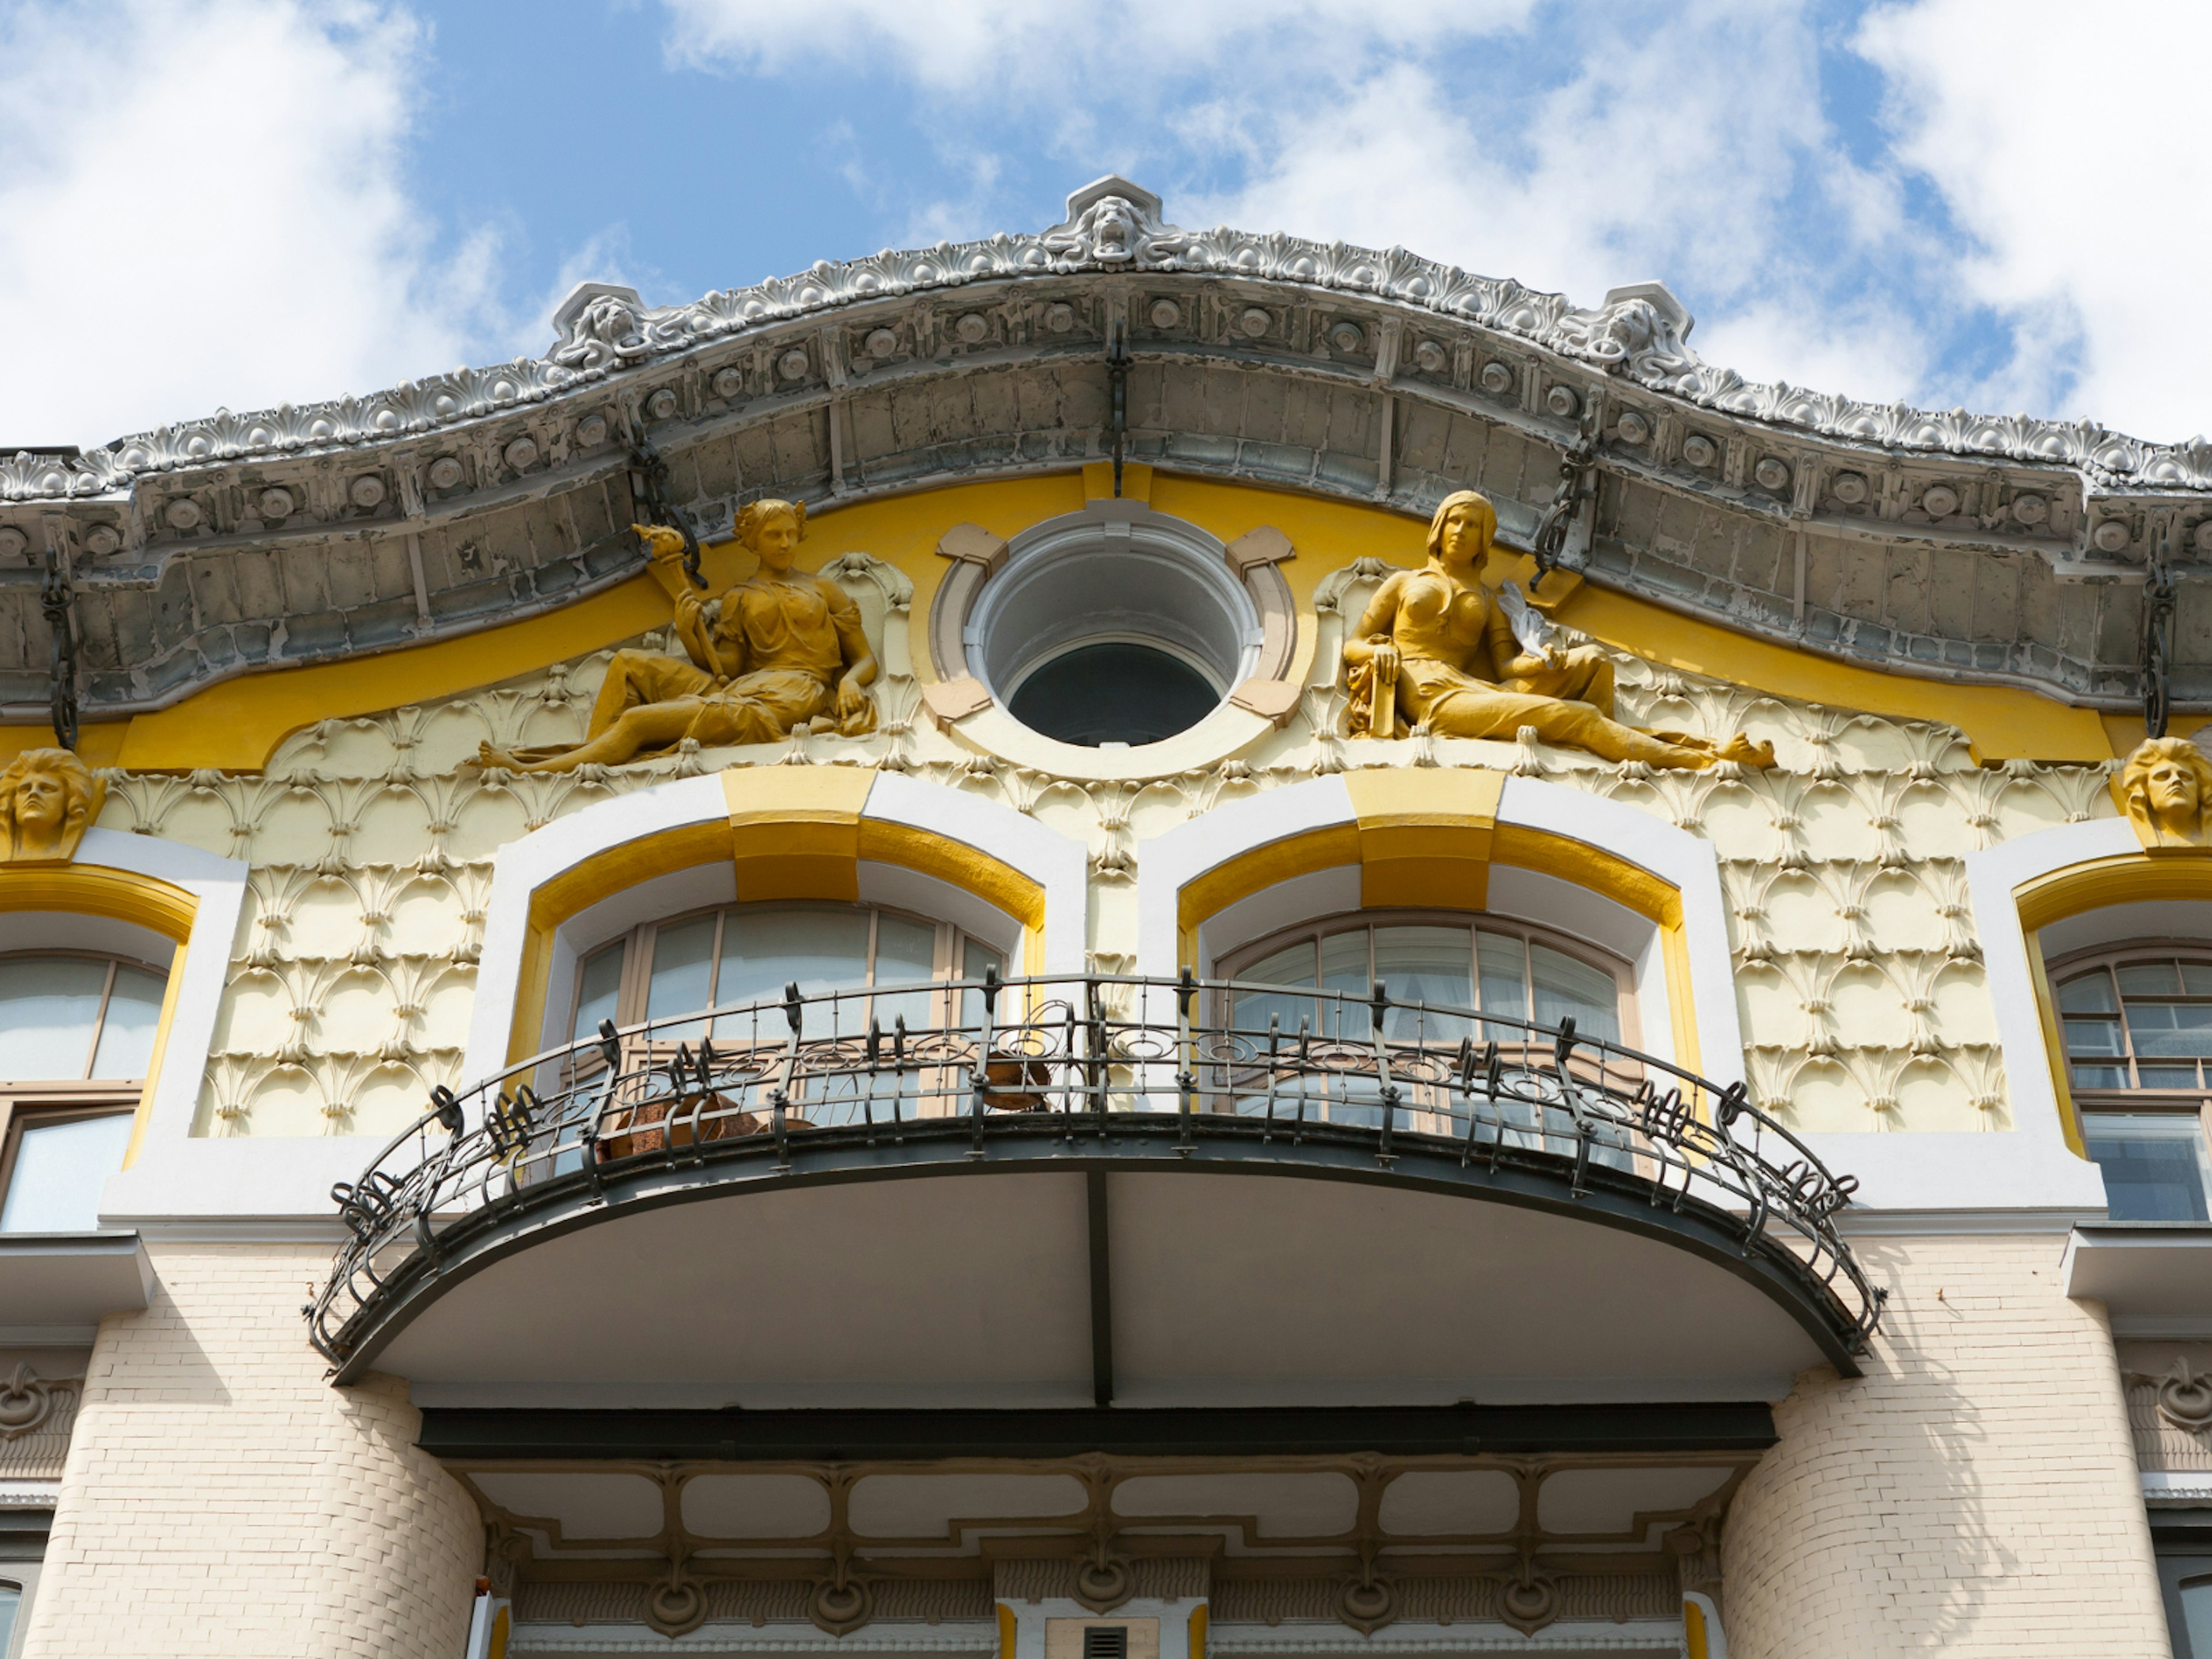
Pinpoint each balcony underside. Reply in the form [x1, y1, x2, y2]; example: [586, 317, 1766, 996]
[343, 1118, 1855, 1404]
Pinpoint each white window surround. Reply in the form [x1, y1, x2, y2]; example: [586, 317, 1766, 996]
[0, 829, 263, 1236]
[1133, 773, 1738, 1088]
[465, 770, 1089, 1088]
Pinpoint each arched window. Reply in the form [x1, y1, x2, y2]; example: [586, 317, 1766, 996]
[0, 950, 169, 1234]
[1223, 915, 1631, 1047]
[1218, 915, 1638, 1150]
[2054, 946, 2212, 1222]
[570, 901, 1007, 1050]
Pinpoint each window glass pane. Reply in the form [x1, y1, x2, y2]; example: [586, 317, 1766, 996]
[2118, 961, 2184, 996]
[0, 1112, 134, 1232]
[2183, 1573, 2212, 1659]
[1476, 931, 1529, 1028]
[721, 908, 870, 1038]
[2141, 1065, 2205, 1089]
[1373, 926, 1474, 1041]
[2073, 1062, 2129, 1089]
[1318, 929, 1370, 1041]
[872, 914, 938, 1036]
[959, 937, 1007, 1029]
[92, 964, 167, 1080]
[2056, 971, 2117, 1013]
[570, 943, 624, 1044]
[2184, 964, 2212, 997]
[2128, 1002, 2212, 1057]
[0, 1583, 16, 1656]
[1232, 941, 1315, 1040]
[0, 956, 107, 1080]
[2082, 1112, 2212, 1222]
[1532, 944, 1620, 1044]
[2063, 1017, 2126, 1057]
[645, 915, 717, 1043]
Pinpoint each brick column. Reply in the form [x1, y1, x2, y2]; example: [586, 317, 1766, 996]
[22, 1244, 479, 1659]
[1721, 1233, 2167, 1657]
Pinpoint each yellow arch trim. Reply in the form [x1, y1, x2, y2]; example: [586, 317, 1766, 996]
[2010, 851, 2212, 1157]
[1175, 777, 1699, 1074]
[506, 770, 1048, 1063]
[0, 863, 202, 1169]
[0, 863, 197, 941]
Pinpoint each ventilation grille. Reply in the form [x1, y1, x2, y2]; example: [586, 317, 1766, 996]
[1083, 1627, 1129, 1659]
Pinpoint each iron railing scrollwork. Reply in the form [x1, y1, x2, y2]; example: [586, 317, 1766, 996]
[307, 973, 1884, 1367]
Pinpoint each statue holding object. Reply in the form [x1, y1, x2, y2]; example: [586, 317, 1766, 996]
[476, 498, 878, 774]
[1343, 490, 1774, 771]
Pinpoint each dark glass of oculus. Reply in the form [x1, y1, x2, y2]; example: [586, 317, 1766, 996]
[1007, 642, 1218, 746]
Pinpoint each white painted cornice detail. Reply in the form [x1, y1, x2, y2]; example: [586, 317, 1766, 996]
[10, 173, 2210, 507]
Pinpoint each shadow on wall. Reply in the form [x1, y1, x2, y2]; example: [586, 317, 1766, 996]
[92, 1278, 233, 1408]
[1721, 1240, 2012, 1653]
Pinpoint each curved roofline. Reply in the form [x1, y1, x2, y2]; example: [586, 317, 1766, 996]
[6, 173, 2208, 505]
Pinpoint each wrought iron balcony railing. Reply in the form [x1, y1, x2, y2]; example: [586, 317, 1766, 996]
[306, 972, 1884, 1368]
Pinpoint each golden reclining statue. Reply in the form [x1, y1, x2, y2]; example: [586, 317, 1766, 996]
[478, 498, 877, 774]
[1344, 490, 1773, 771]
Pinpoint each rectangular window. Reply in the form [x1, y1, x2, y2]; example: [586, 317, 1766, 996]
[0, 1108, 134, 1233]
[2081, 1111, 2212, 1222]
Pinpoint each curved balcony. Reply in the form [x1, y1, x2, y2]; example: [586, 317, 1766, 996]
[307, 974, 1883, 1405]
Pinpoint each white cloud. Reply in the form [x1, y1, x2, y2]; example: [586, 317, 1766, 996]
[658, 0, 2211, 440]
[659, 0, 1533, 92]
[1187, 4, 1940, 404]
[0, 0, 499, 448]
[1857, 0, 2212, 441]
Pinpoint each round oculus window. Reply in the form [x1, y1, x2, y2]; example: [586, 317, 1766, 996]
[965, 509, 1262, 749]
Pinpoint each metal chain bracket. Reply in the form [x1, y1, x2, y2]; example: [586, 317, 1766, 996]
[626, 430, 707, 589]
[1529, 409, 1600, 591]
[2143, 558, 2176, 738]
[40, 542, 78, 750]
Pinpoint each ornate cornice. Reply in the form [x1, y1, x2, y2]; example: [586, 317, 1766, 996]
[8, 175, 2209, 505]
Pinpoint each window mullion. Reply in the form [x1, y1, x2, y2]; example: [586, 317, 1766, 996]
[85, 959, 116, 1082]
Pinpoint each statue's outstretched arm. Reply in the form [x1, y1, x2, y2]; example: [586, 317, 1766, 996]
[828, 585, 878, 718]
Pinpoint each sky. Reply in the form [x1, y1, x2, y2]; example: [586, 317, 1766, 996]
[3, 0, 2207, 452]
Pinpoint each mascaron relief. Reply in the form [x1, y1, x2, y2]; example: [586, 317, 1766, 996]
[0, 746, 105, 862]
[1342, 490, 1773, 771]
[2115, 736, 2212, 851]
[475, 501, 878, 774]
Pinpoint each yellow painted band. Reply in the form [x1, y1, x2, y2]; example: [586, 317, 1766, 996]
[2010, 851, 2212, 1157]
[1188, 1605, 1207, 1659]
[10, 471, 2131, 773]
[1684, 1597, 1707, 1659]
[997, 1604, 1016, 1659]
[122, 942, 189, 1171]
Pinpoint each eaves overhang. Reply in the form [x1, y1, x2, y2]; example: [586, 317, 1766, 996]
[6, 175, 2209, 722]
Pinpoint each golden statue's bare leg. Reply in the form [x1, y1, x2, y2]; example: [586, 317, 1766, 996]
[477, 703, 702, 774]
[1448, 692, 1771, 771]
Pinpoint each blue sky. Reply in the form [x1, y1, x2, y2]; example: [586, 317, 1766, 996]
[4, 0, 2207, 449]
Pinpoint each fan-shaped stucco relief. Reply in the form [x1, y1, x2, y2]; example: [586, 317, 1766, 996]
[79, 535, 2124, 1139]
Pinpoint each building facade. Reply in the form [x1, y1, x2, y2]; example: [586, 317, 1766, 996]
[0, 177, 2208, 1657]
